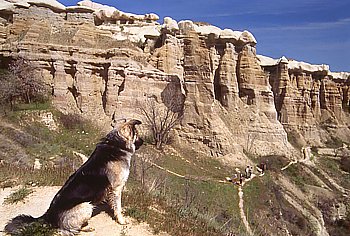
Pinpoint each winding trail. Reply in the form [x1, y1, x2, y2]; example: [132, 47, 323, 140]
[281, 160, 298, 171]
[238, 185, 252, 235]
[236, 173, 261, 235]
[147, 159, 262, 235]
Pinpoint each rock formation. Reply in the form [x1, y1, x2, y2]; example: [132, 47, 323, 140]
[258, 55, 350, 147]
[0, 0, 349, 161]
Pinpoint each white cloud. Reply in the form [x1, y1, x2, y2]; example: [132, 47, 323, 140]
[252, 18, 350, 32]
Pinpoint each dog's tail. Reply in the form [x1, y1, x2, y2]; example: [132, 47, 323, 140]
[4, 214, 39, 235]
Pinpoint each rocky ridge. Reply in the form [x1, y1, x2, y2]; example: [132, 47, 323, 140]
[0, 0, 349, 161]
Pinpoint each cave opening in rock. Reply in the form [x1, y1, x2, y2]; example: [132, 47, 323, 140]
[239, 88, 256, 105]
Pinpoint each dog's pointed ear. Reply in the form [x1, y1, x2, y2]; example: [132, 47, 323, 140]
[111, 117, 127, 128]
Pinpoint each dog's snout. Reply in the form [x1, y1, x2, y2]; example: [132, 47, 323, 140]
[135, 137, 143, 150]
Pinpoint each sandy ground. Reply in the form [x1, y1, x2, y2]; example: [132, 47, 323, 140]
[0, 186, 168, 236]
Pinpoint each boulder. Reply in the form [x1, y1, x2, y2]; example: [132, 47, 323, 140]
[162, 17, 179, 32]
[220, 29, 242, 40]
[27, 0, 65, 12]
[238, 30, 257, 45]
[0, 1, 14, 11]
[78, 0, 159, 22]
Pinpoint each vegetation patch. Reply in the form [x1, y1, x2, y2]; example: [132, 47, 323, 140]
[124, 184, 227, 236]
[126, 146, 242, 235]
[0, 106, 103, 187]
[317, 197, 350, 236]
[243, 174, 313, 236]
[4, 187, 33, 204]
[11, 220, 56, 236]
[0, 163, 75, 188]
[317, 157, 350, 190]
[284, 164, 321, 191]
[256, 155, 289, 173]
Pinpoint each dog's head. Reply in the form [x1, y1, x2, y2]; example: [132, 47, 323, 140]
[107, 119, 143, 151]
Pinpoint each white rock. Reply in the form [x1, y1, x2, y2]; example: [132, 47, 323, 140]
[178, 20, 195, 32]
[220, 29, 242, 40]
[78, 0, 110, 10]
[27, 0, 66, 11]
[194, 24, 222, 37]
[78, 0, 159, 22]
[329, 72, 350, 80]
[257, 55, 279, 66]
[100, 24, 161, 43]
[33, 158, 42, 170]
[238, 30, 257, 44]
[258, 55, 331, 73]
[0, 1, 14, 11]
[145, 13, 159, 21]
[123, 25, 161, 42]
[78, 0, 118, 18]
[6, 0, 30, 8]
[65, 5, 95, 13]
[162, 17, 179, 31]
[288, 60, 329, 72]
[279, 56, 288, 64]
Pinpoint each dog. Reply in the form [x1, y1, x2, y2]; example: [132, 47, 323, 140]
[5, 119, 143, 235]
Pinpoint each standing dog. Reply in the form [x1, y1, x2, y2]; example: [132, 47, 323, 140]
[5, 119, 143, 235]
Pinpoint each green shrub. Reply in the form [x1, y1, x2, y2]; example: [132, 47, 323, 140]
[4, 187, 33, 204]
[13, 220, 56, 236]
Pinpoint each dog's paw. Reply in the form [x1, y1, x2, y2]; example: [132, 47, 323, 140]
[81, 225, 95, 232]
[117, 216, 129, 225]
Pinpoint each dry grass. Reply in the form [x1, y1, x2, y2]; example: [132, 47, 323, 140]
[0, 163, 75, 188]
[125, 145, 242, 235]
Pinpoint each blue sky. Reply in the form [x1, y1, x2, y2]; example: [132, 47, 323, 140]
[59, 0, 349, 72]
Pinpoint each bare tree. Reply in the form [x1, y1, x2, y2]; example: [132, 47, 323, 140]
[0, 58, 48, 110]
[139, 79, 185, 149]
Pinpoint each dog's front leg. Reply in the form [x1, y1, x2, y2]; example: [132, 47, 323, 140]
[110, 185, 128, 225]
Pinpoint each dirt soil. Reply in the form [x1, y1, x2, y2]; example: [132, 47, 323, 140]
[0, 186, 168, 236]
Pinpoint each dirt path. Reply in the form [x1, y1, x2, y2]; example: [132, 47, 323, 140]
[236, 173, 260, 236]
[0, 186, 168, 236]
[281, 160, 298, 171]
[238, 185, 252, 235]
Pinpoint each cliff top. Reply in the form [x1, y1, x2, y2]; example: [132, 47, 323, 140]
[258, 54, 350, 78]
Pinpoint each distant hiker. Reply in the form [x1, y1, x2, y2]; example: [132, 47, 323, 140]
[249, 166, 253, 177]
[232, 173, 238, 181]
[245, 166, 251, 178]
[259, 162, 267, 174]
[256, 162, 266, 175]
[239, 173, 244, 185]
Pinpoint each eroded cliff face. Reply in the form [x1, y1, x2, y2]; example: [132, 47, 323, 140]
[258, 56, 350, 147]
[0, 0, 348, 162]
